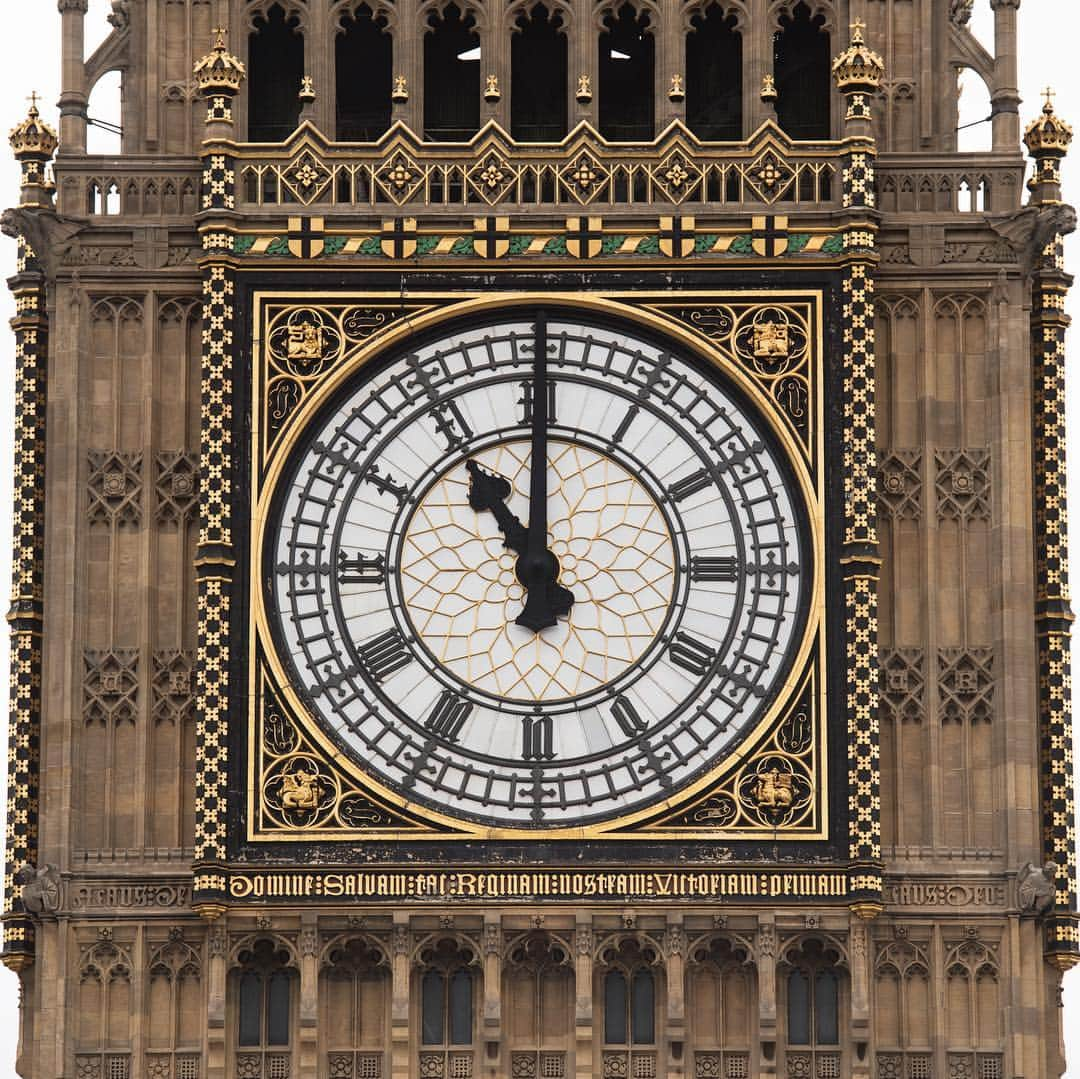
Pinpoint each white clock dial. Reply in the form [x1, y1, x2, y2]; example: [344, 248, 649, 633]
[265, 312, 810, 828]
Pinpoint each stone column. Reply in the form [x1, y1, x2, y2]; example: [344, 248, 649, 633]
[298, 918, 319, 1079]
[572, 10, 598, 130]
[848, 918, 871, 1079]
[756, 918, 777, 1079]
[482, 918, 503, 1077]
[989, 0, 1021, 151]
[481, 5, 509, 130]
[206, 920, 229, 1079]
[745, 0, 771, 133]
[57, 0, 89, 154]
[574, 918, 594, 1079]
[391, 917, 411, 1079]
[664, 918, 687, 1077]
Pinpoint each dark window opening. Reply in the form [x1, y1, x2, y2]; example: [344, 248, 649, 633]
[786, 941, 843, 1049]
[604, 971, 628, 1045]
[336, 5, 392, 141]
[420, 961, 474, 1045]
[234, 940, 294, 1051]
[248, 4, 304, 141]
[787, 969, 811, 1044]
[511, 5, 568, 141]
[421, 971, 445, 1045]
[686, 5, 742, 140]
[598, 4, 655, 141]
[603, 967, 655, 1045]
[773, 1, 831, 139]
[424, 3, 481, 140]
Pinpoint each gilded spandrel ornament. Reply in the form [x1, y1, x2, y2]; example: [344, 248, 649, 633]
[280, 767, 322, 811]
[287, 320, 325, 361]
[752, 767, 795, 810]
[753, 319, 790, 360]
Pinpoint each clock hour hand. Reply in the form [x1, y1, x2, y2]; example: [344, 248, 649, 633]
[466, 460, 528, 554]
[465, 460, 574, 633]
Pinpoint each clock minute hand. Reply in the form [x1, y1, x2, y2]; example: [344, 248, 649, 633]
[515, 312, 575, 633]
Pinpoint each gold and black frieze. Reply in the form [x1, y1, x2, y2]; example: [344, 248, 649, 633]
[1, 235, 48, 969]
[1025, 94, 1079, 968]
[2, 98, 56, 970]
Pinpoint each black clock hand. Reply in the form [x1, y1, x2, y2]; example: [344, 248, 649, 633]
[515, 312, 575, 632]
[467, 458, 575, 627]
[466, 461, 528, 554]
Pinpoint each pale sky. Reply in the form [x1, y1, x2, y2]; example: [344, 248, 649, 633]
[0, 1, 1077, 1076]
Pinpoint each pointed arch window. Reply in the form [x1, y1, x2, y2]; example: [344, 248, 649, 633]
[322, 938, 390, 1076]
[248, 4, 305, 141]
[599, 4, 655, 141]
[784, 939, 845, 1077]
[424, 3, 481, 141]
[233, 939, 296, 1078]
[686, 5, 742, 140]
[773, 2, 831, 140]
[417, 937, 478, 1077]
[336, 5, 393, 141]
[511, 5, 568, 141]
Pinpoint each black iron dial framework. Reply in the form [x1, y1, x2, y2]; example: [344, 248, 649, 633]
[258, 306, 819, 835]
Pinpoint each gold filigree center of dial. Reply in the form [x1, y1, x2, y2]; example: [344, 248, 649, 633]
[399, 441, 677, 702]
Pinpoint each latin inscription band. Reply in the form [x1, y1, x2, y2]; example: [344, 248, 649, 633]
[228, 868, 850, 902]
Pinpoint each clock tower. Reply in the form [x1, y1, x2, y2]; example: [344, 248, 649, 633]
[2, 1, 1077, 1078]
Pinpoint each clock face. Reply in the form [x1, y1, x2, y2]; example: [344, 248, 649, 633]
[264, 311, 812, 829]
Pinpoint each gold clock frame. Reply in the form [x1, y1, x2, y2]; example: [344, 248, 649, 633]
[245, 289, 828, 842]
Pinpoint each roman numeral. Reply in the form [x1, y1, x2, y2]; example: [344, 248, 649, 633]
[691, 556, 739, 582]
[669, 632, 717, 678]
[425, 689, 473, 743]
[667, 468, 712, 503]
[431, 401, 473, 452]
[611, 695, 647, 739]
[521, 715, 555, 760]
[611, 405, 639, 445]
[358, 628, 413, 683]
[519, 379, 558, 425]
[338, 550, 386, 585]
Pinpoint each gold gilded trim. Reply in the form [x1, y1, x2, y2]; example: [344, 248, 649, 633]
[247, 290, 827, 842]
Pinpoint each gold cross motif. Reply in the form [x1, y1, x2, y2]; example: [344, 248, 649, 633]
[1043, 87, 1057, 110]
[212, 26, 229, 48]
[850, 16, 866, 40]
[26, 92, 40, 112]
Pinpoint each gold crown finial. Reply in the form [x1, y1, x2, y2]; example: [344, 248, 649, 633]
[1043, 87, 1057, 113]
[9, 92, 58, 159]
[212, 26, 228, 48]
[850, 17, 866, 43]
